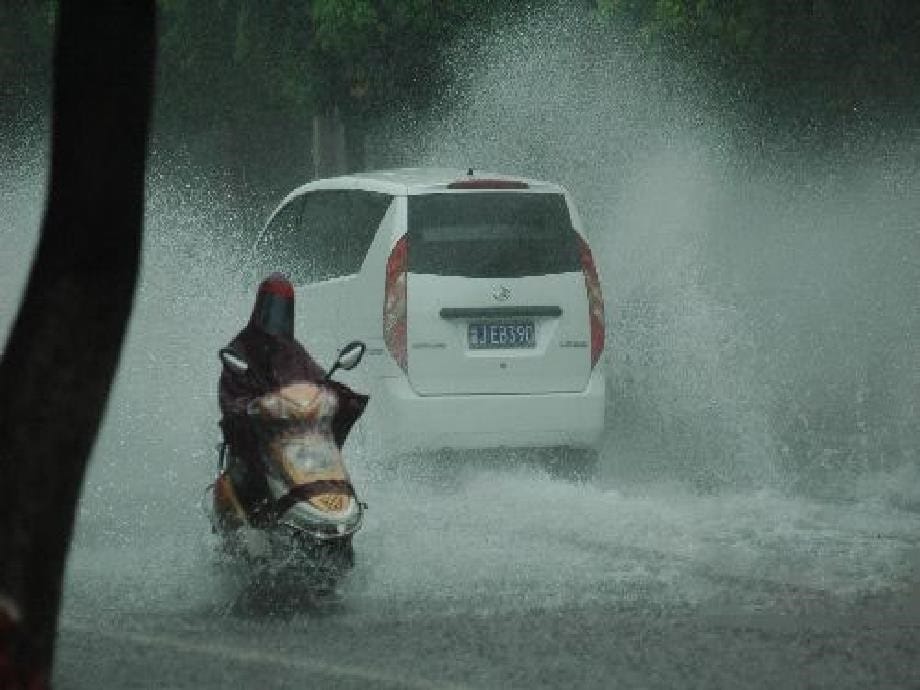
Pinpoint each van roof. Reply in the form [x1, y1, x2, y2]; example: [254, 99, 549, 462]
[281, 168, 567, 198]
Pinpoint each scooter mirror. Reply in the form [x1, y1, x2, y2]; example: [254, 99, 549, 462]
[337, 341, 366, 371]
[326, 340, 366, 380]
[219, 348, 249, 375]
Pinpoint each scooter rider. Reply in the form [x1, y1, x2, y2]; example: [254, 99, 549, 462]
[218, 272, 367, 513]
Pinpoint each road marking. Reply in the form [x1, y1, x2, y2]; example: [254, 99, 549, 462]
[62, 621, 470, 690]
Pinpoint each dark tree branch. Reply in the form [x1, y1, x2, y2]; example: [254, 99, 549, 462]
[0, 2, 156, 686]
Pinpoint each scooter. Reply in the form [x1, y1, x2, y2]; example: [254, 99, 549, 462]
[206, 340, 367, 585]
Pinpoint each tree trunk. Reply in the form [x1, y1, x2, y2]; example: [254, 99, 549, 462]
[343, 107, 367, 174]
[0, 3, 155, 688]
[312, 106, 347, 179]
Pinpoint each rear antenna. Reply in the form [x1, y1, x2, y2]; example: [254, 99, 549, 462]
[467, 167, 474, 176]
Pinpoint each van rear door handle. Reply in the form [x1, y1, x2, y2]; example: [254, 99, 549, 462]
[439, 306, 562, 319]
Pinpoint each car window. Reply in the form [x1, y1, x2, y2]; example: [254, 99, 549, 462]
[258, 190, 392, 283]
[407, 192, 581, 278]
[256, 196, 314, 282]
[301, 190, 392, 281]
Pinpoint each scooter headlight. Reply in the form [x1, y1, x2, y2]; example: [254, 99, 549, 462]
[280, 438, 338, 473]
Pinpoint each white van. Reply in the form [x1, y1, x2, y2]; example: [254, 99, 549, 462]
[254, 168, 606, 462]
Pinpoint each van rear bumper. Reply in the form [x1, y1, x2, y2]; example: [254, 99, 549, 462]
[365, 369, 605, 453]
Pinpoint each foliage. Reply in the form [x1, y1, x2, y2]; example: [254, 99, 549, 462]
[4, 1, 918, 165]
[308, 0, 493, 113]
[152, 0, 496, 125]
[596, 0, 920, 129]
[0, 0, 56, 94]
[149, 0, 505, 175]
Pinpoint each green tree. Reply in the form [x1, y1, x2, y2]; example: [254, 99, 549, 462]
[307, 0, 497, 172]
[153, 1, 501, 177]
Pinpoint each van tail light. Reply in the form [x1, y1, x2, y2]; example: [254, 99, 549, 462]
[577, 234, 605, 369]
[383, 235, 408, 373]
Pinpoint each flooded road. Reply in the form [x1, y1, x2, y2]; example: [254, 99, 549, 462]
[56, 461, 920, 688]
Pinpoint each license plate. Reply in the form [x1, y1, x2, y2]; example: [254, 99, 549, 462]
[468, 321, 535, 349]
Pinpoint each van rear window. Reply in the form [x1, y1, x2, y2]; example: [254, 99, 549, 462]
[407, 193, 581, 278]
